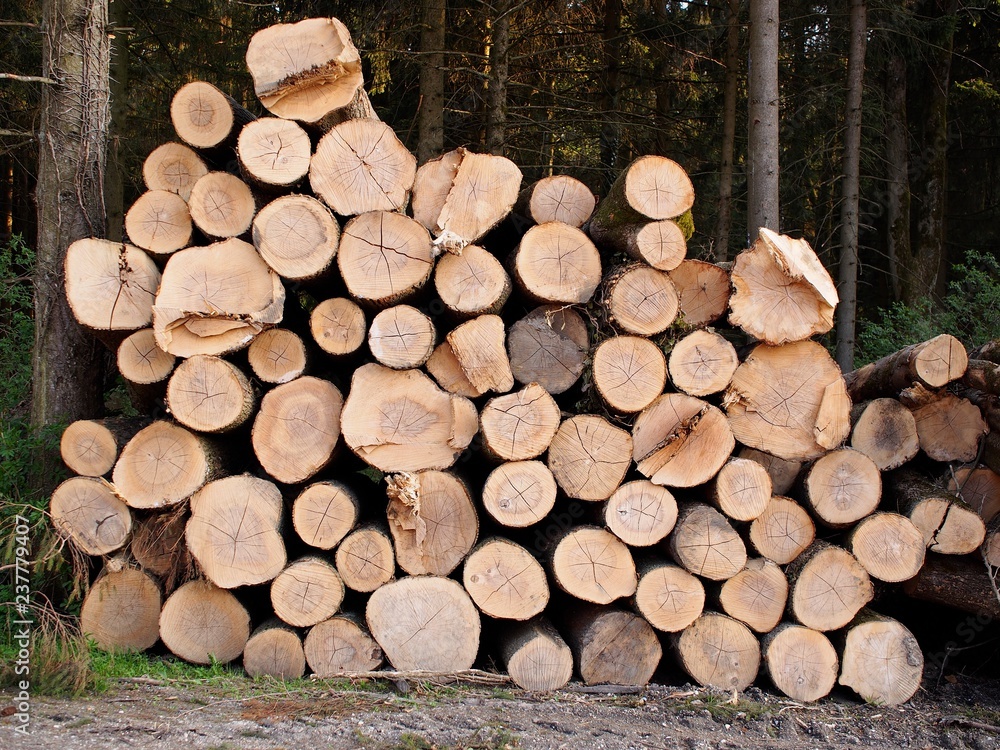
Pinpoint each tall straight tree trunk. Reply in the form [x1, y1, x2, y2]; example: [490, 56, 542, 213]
[104, 0, 128, 242]
[902, 0, 958, 304]
[715, 0, 742, 259]
[32, 0, 110, 431]
[835, 0, 867, 372]
[485, 0, 510, 155]
[884, 52, 909, 303]
[599, 0, 623, 193]
[417, 0, 446, 164]
[747, 0, 779, 237]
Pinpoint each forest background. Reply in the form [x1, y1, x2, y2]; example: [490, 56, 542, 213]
[1, 0, 999, 626]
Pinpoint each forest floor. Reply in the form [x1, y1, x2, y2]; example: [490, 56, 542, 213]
[6, 670, 1000, 750]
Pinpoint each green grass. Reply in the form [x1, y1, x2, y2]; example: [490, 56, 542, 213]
[677, 693, 772, 723]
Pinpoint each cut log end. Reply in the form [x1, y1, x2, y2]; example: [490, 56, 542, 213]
[593, 336, 667, 414]
[508, 305, 589, 395]
[565, 607, 662, 686]
[368, 305, 436, 370]
[143, 142, 208, 200]
[480, 383, 561, 461]
[551, 526, 637, 604]
[81, 569, 161, 652]
[271, 557, 345, 628]
[634, 561, 705, 633]
[462, 537, 549, 620]
[304, 616, 384, 676]
[243, 623, 306, 680]
[252, 194, 339, 282]
[247, 328, 308, 384]
[548, 415, 632, 501]
[481, 461, 558, 528]
[292, 481, 358, 550]
[335, 525, 396, 593]
[675, 612, 760, 691]
[669, 503, 747, 581]
[500, 618, 574, 691]
[159, 580, 250, 665]
[763, 624, 838, 703]
[788, 544, 874, 631]
[604, 480, 678, 546]
[839, 612, 923, 706]
[748, 496, 816, 565]
[310, 297, 366, 356]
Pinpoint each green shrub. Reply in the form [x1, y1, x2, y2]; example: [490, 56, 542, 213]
[857, 250, 1000, 364]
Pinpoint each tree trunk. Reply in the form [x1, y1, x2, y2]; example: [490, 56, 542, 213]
[747, 0, 779, 236]
[714, 0, 741, 259]
[902, 553, 1000, 618]
[270, 557, 345, 627]
[598, 0, 623, 192]
[835, 0, 867, 372]
[843, 333, 968, 401]
[366, 576, 480, 671]
[33, 0, 112, 432]
[186, 474, 286, 588]
[884, 53, 909, 302]
[674, 612, 760, 691]
[104, 0, 127, 242]
[499, 617, 573, 691]
[668, 503, 747, 581]
[484, 0, 510, 155]
[303, 615, 384, 676]
[417, 0, 446, 164]
[243, 621, 306, 680]
[462, 537, 549, 620]
[159, 580, 250, 665]
[762, 624, 838, 702]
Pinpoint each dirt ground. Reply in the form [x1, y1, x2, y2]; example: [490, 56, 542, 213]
[6, 671, 1000, 750]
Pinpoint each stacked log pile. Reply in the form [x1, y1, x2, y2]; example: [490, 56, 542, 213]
[55, 16, 1000, 706]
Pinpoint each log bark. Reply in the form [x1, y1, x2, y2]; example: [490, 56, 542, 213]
[761, 624, 838, 702]
[462, 537, 549, 620]
[186, 474, 286, 588]
[65, 238, 161, 336]
[516, 175, 596, 228]
[849, 398, 920, 471]
[588, 155, 694, 225]
[729, 228, 838, 345]
[187, 172, 256, 239]
[142, 142, 208, 200]
[507, 305, 589, 394]
[668, 329, 738, 397]
[674, 612, 760, 691]
[632, 394, 734, 488]
[602, 263, 679, 336]
[603, 480, 678, 547]
[481, 461, 558, 528]
[153, 239, 284, 358]
[708, 457, 773, 522]
[243, 621, 306, 680]
[846, 512, 925, 583]
[271, 556, 345, 627]
[237, 117, 311, 189]
[252, 376, 343, 484]
[901, 385, 986, 463]
[245, 17, 364, 124]
[247, 328, 308, 384]
[480, 383, 561, 461]
[843, 333, 968, 401]
[434, 244, 511, 318]
[902, 553, 1000, 618]
[633, 558, 705, 632]
[252, 194, 340, 282]
[292, 480, 359, 551]
[310, 119, 416, 215]
[170, 81, 254, 150]
[337, 211, 434, 307]
[385, 470, 479, 576]
[589, 219, 687, 271]
[368, 305, 436, 369]
[124, 190, 192, 258]
[716, 558, 787, 634]
[803, 448, 882, 528]
[961, 358, 1000, 396]
[411, 148, 522, 251]
[112, 421, 223, 509]
[786, 542, 873, 631]
[592, 336, 667, 414]
[562, 605, 662, 686]
[668, 259, 730, 327]
[80, 568, 161, 652]
[512, 222, 602, 304]
[303, 615, 384, 676]
[310, 297, 366, 357]
[341, 364, 478, 472]
[335, 524, 396, 593]
[166, 355, 256, 433]
[838, 610, 923, 706]
[550, 526, 637, 604]
[724, 340, 851, 462]
[547, 415, 633, 501]
[737, 447, 802, 496]
[499, 617, 574, 691]
[159, 579, 250, 665]
[886, 469, 986, 555]
[668, 503, 747, 581]
[748, 496, 815, 565]
[60, 417, 146, 478]
[366, 576, 481, 671]
[130, 506, 192, 588]
[948, 466, 1000, 522]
